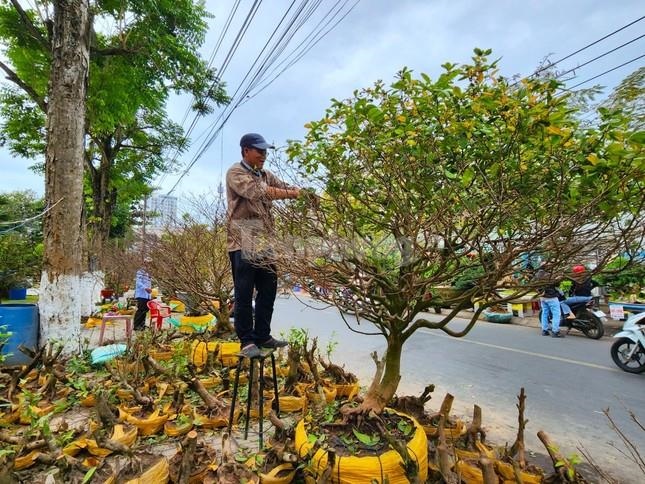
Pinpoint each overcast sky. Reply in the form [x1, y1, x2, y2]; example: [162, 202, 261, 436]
[1, 0, 643, 205]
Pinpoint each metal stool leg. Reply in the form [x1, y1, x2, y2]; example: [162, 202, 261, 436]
[244, 358, 254, 440]
[227, 358, 242, 434]
[271, 353, 280, 417]
[259, 357, 265, 449]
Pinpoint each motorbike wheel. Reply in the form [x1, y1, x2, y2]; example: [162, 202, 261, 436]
[611, 337, 645, 373]
[577, 309, 604, 339]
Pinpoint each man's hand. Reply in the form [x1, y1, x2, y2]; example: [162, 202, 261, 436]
[145, 288, 152, 294]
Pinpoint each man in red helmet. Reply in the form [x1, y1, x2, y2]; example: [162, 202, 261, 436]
[561, 265, 598, 318]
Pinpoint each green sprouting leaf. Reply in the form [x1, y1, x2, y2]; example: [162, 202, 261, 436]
[397, 419, 413, 436]
[461, 167, 475, 186]
[0, 448, 15, 459]
[234, 452, 249, 463]
[307, 433, 318, 445]
[367, 106, 382, 122]
[82, 467, 97, 484]
[352, 428, 380, 446]
[628, 130, 645, 144]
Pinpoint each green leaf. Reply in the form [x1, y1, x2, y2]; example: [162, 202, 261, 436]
[397, 419, 413, 436]
[461, 167, 475, 186]
[82, 467, 97, 484]
[352, 428, 380, 446]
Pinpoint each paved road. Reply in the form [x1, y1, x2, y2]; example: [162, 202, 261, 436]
[271, 295, 644, 483]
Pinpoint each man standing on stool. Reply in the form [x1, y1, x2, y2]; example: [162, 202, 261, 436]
[133, 262, 152, 331]
[226, 133, 301, 358]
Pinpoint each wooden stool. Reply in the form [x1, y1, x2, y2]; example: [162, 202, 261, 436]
[98, 313, 133, 345]
[227, 348, 280, 449]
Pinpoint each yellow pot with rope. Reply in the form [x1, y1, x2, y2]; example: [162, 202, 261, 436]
[295, 409, 428, 483]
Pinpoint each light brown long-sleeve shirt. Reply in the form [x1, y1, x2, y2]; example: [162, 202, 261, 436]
[226, 161, 293, 253]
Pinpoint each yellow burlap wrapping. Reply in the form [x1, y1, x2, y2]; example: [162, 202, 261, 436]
[189, 340, 219, 367]
[103, 457, 170, 484]
[279, 395, 307, 412]
[218, 341, 242, 366]
[295, 410, 428, 483]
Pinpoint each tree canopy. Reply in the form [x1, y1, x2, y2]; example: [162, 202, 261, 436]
[0, 190, 44, 296]
[0, 0, 228, 258]
[276, 49, 645, 413]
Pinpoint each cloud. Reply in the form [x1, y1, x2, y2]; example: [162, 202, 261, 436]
[1, 0, 643, 198]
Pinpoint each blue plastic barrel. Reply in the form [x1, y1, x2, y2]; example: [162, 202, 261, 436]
[7, 287, 27, 300]
[0, 304, 39, 365]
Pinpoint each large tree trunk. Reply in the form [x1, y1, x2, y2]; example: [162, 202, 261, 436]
[87, 150, 116, 262]
[39, 0, 90, 349]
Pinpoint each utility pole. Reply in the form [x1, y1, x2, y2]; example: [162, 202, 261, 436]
[142, 196, 147, 256]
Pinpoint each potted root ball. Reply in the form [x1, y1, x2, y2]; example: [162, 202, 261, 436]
[482, 304, 513, 323]
[295, 406, 428, 482]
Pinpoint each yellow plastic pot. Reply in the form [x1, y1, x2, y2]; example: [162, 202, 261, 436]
[279, 395, 307, 413]
[120, 457, 169, 484]
[63, 424, 138, 458]
[295, 409, 428, 483]
[149, 349, 173, 361]
[495, 460, 543, 483]
[80, 394, 96, 407]
[199, 375, 223, 389]
[123, 409, 169, 436]
[189, 340, 218, 367]
[454, 441, 496, 461]
[218, 341, 241, 366]
[306, 386, 337, 405]
[333, 382, 360, 399]
[454, 459, 484, 484]
[259, 463, 297, 483]
[423, 418, 467, 439]
[169, 299, 185, 313]
[193, 408, 240, 429]
[14, 450, 42, 470]
[164, 419, 194, 437]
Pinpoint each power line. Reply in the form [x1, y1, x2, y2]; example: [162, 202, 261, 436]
[566, 53, 645, 90]
[0, 197, 63, 235]
[166, 1, 357, 195]
[530, 14, 645, 79]
[554, 33, 645, 81]
[243, 0, 359, 104]
[156, 0, 262, 190]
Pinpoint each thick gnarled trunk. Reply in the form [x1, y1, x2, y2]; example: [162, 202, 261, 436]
[40, 0, 90, 349]
[351, 335, 403, 415]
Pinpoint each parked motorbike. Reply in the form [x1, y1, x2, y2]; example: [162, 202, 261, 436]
[611, 311, 645, 373]
[539, 299, 606, 339]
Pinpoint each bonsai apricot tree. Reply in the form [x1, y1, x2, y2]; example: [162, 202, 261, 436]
[275, 49, 645, 414]
[146, 196, 234, 335]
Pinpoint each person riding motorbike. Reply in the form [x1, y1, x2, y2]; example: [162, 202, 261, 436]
[561, 265, 598, 320]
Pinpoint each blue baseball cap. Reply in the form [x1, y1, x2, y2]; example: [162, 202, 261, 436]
[240, 133, 275, 150]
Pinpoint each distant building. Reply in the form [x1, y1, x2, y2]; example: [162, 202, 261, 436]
[149, 195, 177, 228]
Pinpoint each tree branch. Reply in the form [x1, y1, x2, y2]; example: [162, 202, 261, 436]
[0, 60, 47, 112]
[9, 0, 50, 50]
